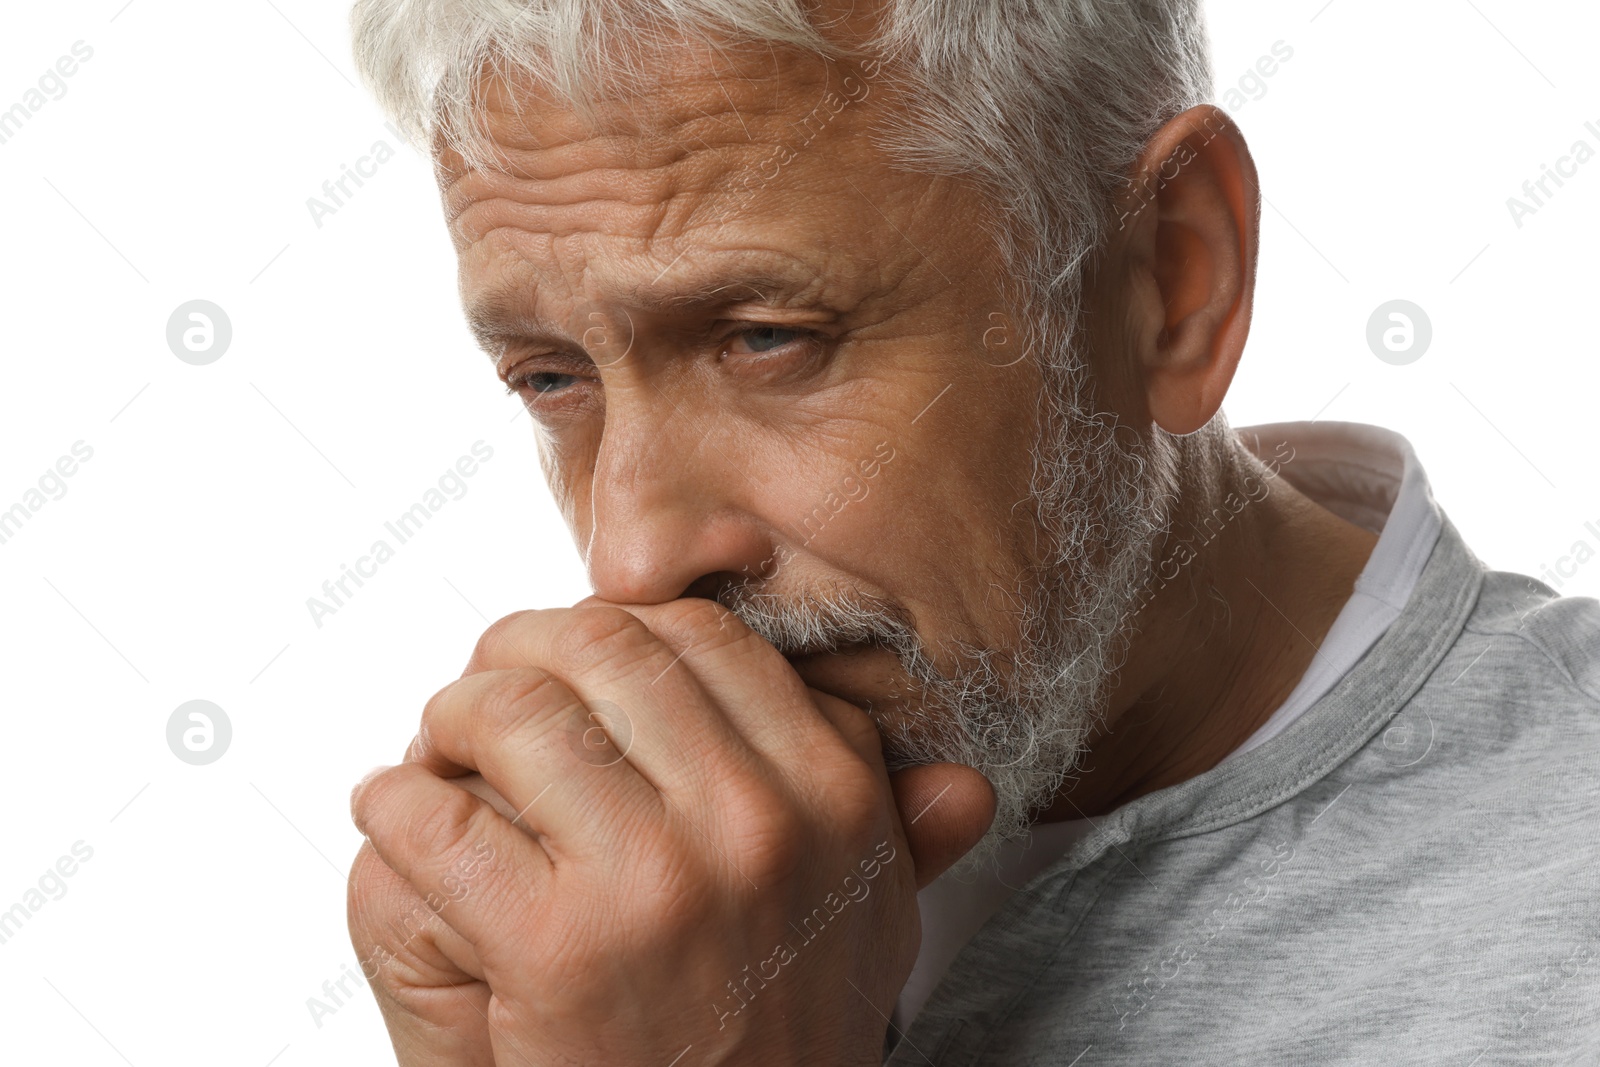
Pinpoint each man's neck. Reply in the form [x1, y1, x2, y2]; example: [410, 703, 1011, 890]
[1037, 439, 1381, 823]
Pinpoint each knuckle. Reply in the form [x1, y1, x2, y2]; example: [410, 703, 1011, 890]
[467, 609, 537, 671]
[723, 789, 807, 886]
[839, 710, 885, 761]
[553, 606, 657, 674]
[406, 780, 492, 867]
[476, 668, 569, 748]
[654, 595, 735, 636]
[662, 597, 769, 657]
[833, 775, 889, 843]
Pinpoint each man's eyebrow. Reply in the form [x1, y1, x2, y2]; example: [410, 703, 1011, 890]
[465, 291, 560, 357]
[464, 265, 829, 357]
[621, 267, 822, 312]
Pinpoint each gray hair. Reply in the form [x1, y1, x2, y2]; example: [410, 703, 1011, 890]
[350, 0, 1213, 330]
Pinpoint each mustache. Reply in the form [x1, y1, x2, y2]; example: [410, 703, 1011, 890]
[713, 581, 919, 658]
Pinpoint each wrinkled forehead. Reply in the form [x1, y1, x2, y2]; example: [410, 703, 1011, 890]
[431, 32, 922, 321]
[435, 34, 886, 206]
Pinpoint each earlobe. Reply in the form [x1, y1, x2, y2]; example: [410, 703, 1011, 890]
[1116, 105, 1260, 437]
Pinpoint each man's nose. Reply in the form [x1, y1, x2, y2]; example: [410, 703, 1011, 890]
[582, 419, 777, 605]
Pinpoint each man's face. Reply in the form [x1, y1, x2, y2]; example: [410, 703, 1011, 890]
[441, 38, 1169, 851]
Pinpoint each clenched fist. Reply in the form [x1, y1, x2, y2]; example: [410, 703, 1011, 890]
[348, 597, 995, 1066]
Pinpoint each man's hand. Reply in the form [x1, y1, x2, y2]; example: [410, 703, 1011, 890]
[347, 597, 995, 1066]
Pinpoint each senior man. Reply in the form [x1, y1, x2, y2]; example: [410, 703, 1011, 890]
[342, 1, 1600, 1064]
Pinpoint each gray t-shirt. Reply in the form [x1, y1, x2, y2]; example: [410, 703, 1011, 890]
[887, 446, 1600, 1064]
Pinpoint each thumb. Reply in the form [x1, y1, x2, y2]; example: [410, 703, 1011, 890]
[889, 763, 996, 890]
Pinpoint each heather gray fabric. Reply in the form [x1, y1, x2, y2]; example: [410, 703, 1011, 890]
[886, 513, 1600, 1065]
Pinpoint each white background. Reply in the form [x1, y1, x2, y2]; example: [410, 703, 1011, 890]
[0, 1, 1595, 1063]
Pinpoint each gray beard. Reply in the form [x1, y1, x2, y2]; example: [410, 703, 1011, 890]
[717, 331, 1178, 873]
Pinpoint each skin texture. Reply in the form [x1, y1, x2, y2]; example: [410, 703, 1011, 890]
[348, 25, 1380, 1067]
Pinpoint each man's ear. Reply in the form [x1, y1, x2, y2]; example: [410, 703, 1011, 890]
[1105, 105, 1261, 436]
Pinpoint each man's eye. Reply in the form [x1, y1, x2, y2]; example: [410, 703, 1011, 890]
[506, 371, 581, 395]
[728, 326, 805, 355]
